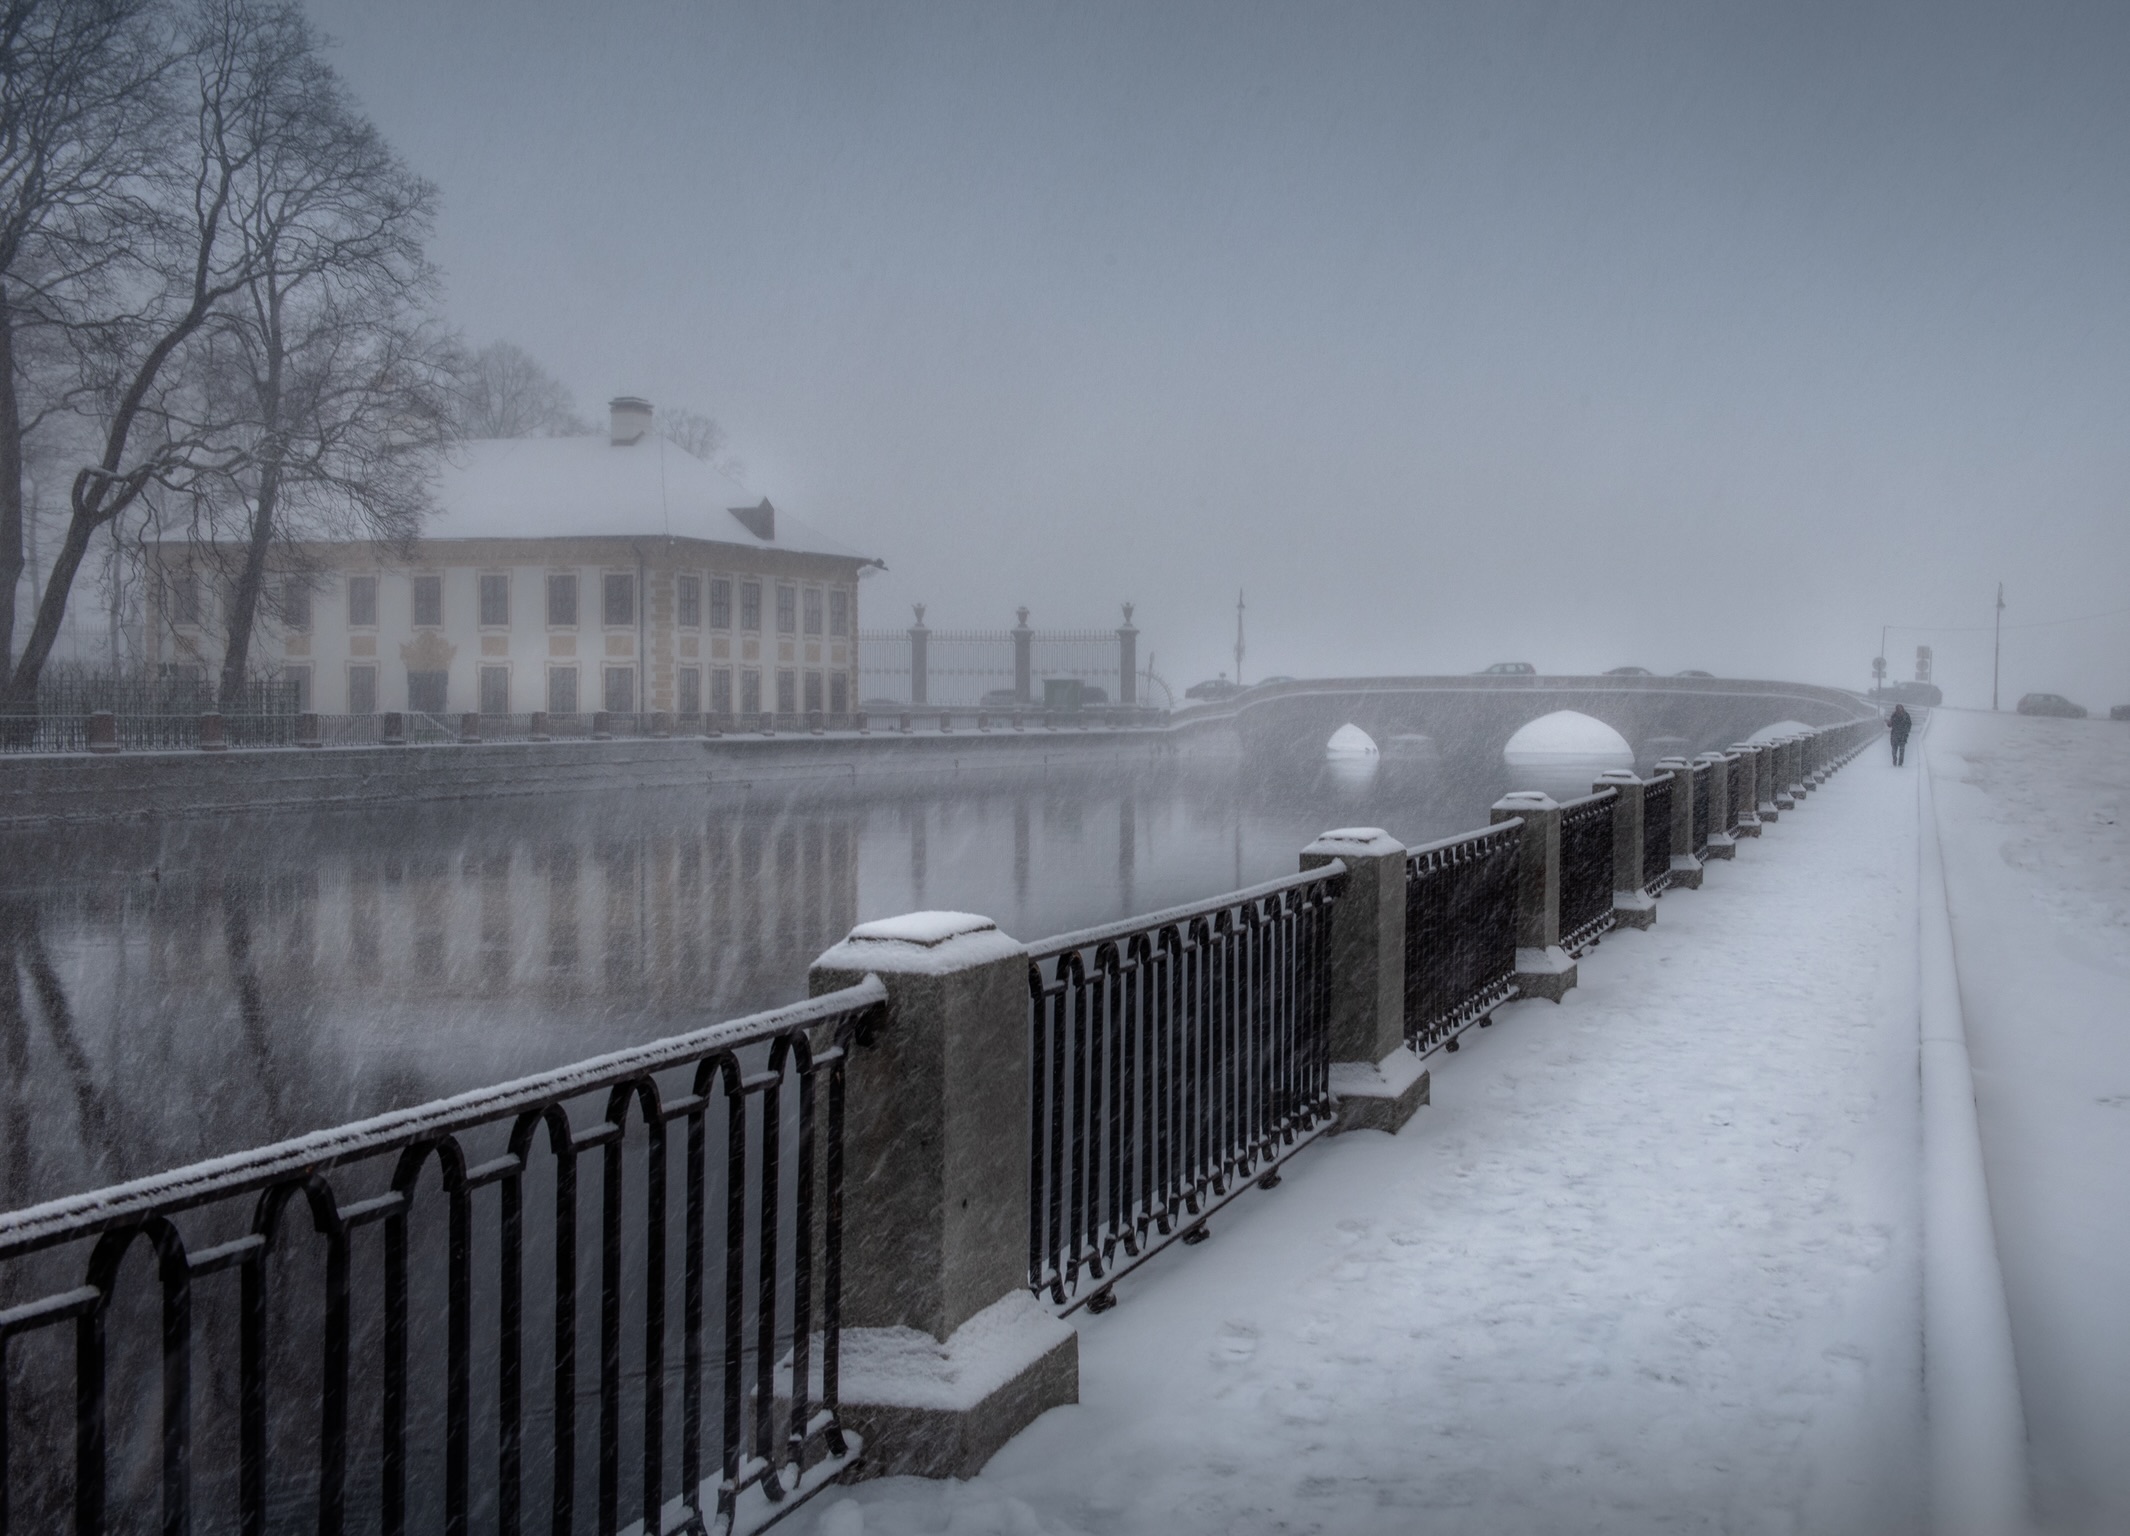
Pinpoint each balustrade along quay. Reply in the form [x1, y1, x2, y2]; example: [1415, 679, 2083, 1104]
[0, 717, 1880, 1533]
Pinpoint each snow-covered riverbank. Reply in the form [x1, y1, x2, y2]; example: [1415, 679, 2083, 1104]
[798, 751, 1930, 1535]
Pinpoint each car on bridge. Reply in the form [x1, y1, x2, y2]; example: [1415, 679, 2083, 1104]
[1186, 677, 1241, 701]
[1604, 666, 1652, 676]
[2113, 704, 2130, 722]
[1477, 662, 1536, 676]
[1676, 669, 1714, 678]
[2017, 692, 2087, 718]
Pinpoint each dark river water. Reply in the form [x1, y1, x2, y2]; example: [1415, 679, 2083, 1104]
[0, 747, 1595, 1209]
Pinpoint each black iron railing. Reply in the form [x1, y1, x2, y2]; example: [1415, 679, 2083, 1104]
[1642, 776, 1674, 895]
[1402, 822, 1522, 1056]
[0, 980, 884, 1536]
[1558, 789, 1617, 955]
[1690, 763, 1711, 859]
[1025, 864, 1344, 1313]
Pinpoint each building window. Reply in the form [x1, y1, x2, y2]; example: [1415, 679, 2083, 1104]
[776, 584, 796, 636]
[348, 664, 378, 714]
[829, 589, 849, 637]
[710, 577, 732, 630]
[411, 574, 442, 628]
[677, 574, 701, 628]
[803, 671, 822, 713]
[603, 572, 635, 628]
[740, 670, 760, 715]
[711, 669, 732, 716]
[282, 578, 312, 632]
[548, 666, 578, 714]
[803, 588, 823, 637]
[479, 665, 510, 715]
[167, 568, 201, 626]
[479, 572, 510, 628]
[603, 665, 635, 713]
[282, 665, 312, 712]
[348, 575, 378, 629]
[740, 580, 761, 632]
[776, 669, 796, 715]
[408, 669, 448, 714]
[830, 674, 848, 715]
[547, 572, 578, 627]
[678, 666, 701, 714]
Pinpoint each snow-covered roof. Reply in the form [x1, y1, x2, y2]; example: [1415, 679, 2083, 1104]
[420, 435, 874, 565]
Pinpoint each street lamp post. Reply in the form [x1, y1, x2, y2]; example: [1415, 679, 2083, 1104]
[1992, 584, 2005, 711]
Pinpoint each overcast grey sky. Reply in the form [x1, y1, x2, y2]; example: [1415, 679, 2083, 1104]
[307, 0, 2130, 706]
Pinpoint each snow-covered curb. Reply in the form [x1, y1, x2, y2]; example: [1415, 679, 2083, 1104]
[1919, 750, 2031, 1536]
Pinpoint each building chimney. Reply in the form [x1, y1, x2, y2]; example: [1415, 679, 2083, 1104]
[731, 498, 775, 541]
[609, 396, 653, 446]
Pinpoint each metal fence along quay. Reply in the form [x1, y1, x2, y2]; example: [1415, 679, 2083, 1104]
[0, 711, 1882, 1532]
[1402, 823, 1522, 1056]
[1024, 865, 1345, 1314]
[1642, 775, 1675, 894]
[0, 980, 885, 1536]
[1558, 789, 1619, 956]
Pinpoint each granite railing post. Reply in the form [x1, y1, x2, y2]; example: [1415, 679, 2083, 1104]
[381, 711, 406, 746]
[1695, 753, 1736, 860]
[1729, 748, 1761, 837]
[1734, 742, 1779, 822]
[1117, 602, 1138, 707]
[1654, 757, 1704, 888]
[529, 710, 551, 742]
[297, 712, 322, 749]
[1490, 791, 1576, 1001]
[809, 912, 1078, 1480]
[1299, 828, 1430, 1134]
[197, 711, 227, 753]
[1593, 770, 1657, 929]
[86, 711, 118, 754]
[909, 604, 930, 708]
[459, 711, 481, 744]
[1773, 738, 1799, 811]
[1012, 607, 1033, 704]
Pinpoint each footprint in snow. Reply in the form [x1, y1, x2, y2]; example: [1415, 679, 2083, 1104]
[1213, 1324, 1258, 1363]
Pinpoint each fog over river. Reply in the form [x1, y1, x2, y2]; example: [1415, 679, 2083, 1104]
[0, 748, 1608, 1207]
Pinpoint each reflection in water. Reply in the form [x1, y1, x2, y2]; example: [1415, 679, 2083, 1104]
[0, 754, 1525, 1206]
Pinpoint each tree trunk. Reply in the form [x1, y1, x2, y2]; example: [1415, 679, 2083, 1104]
[5, 482, 108, 707]
[217, 453, 281, 710]
[0, 288, 24, 684]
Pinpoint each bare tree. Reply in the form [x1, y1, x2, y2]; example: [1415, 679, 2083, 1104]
[660, 403, 744, 479]
[2, 0, 310, 707]
[449, 338, 587, 438]
[170, 10, 452, 707]
[0, 0, 174, 684]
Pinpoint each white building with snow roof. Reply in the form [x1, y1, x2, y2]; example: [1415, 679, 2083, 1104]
[145, 398, 882, 721]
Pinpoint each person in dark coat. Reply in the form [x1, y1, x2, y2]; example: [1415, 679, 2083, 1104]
[1888, 703, 1912, 766]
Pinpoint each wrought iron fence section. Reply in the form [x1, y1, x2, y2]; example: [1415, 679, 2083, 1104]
[1402, 822, 1522, 1055]
[1024, 864, 1345, 1312]
[1558, 789, 1618, 955]
[1641, 776, 1674, 895]
[0, 979, 885, 1536]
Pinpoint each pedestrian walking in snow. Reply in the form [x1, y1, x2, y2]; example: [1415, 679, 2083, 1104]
[1888, 704, 1912, 766]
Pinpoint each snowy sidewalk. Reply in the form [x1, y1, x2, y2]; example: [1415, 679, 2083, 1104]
[800, 758, 1927, 1536]
[1929, 710, 2130, 1536]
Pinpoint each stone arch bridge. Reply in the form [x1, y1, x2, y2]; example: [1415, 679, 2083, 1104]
[1173, 674, 1878, 777]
